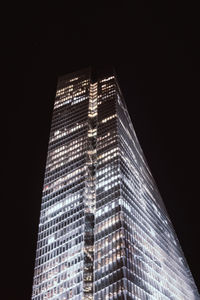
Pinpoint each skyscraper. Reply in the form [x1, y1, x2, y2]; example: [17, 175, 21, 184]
[31, 67, 199, 300]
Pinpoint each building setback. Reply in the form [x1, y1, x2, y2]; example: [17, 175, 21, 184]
[31, 68, 200, 300]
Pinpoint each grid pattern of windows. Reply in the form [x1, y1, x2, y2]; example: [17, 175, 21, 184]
[32, 68, 199, 300]
[32, 70, 91, 300]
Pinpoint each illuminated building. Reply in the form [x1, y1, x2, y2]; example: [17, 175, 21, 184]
[31, 68, 200, 300]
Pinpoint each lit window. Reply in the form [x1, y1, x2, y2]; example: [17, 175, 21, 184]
[101, 114, 117, 123]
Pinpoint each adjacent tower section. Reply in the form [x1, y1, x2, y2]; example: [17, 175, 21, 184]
[31, 68, 199, 300]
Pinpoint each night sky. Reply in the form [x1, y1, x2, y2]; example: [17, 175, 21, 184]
[8, 2, 200, 299]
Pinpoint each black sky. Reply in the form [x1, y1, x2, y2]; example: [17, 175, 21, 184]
[8, 2, 200, 299]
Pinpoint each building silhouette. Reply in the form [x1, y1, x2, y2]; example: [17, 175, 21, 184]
[31, 68, 199, 300]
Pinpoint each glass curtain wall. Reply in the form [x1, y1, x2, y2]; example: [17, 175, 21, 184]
[31, 68, 200, 300]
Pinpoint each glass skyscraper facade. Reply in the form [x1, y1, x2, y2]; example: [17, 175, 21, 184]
[31, 68, 199, 300]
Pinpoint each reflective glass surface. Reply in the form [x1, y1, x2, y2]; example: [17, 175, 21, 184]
[31, 68, 199, 300]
